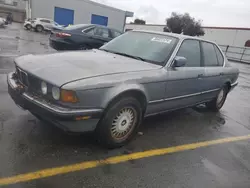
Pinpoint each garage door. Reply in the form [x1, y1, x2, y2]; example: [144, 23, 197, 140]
[91, 14, 108, 26]
[54, 7, 74, 26]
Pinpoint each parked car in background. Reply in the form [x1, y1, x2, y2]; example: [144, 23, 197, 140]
[24, 18, 32, 30]
[7, 31, 239, 148]
[49, 24, 123, 50]
[31, 18, 64, 32]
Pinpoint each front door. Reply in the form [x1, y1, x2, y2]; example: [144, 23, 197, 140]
[164, 39, 205, 110]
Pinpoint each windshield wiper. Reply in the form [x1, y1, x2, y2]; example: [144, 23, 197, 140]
[110, 51, 147, 62]
[99, 49, 150, 62]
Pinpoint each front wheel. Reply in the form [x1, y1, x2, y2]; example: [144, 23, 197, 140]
[206, 85, 228, 111]
[96, 97, 142, 148]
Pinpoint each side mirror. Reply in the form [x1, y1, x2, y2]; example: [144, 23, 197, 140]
[173, 56, 187, 67]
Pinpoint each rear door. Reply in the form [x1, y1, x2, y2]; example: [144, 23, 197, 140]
[200, 41, 225, 101]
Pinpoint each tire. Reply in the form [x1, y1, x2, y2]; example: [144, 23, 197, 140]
[25, 24, 32, 30]
[206, 85, 228, 111]
[96, 97, 143, 148]
[36, 25, 44, 32]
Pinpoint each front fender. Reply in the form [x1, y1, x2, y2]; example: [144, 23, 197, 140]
[101, 83, 149, 108]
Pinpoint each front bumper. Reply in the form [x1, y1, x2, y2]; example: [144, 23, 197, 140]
[7, 72, 103, 133]
[230, 81, 238, 91]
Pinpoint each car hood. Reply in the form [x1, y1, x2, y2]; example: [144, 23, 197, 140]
[15, 50, 160, 86]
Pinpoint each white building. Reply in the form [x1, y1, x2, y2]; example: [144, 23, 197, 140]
[125, 24, 250, 47]
[0, 0, 26, 22]
[28, 0, 133, 31]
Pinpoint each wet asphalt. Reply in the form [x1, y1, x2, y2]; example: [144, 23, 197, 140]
[0, 24, 250, 188]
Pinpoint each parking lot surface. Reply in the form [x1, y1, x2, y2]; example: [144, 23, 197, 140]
[1, 24, 250, 188]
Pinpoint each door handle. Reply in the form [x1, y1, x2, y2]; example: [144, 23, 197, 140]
[219, 72, 224, 76]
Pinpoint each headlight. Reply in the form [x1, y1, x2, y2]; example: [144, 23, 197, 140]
[52, 86, 60, 100]
[41, 81, 47, 95]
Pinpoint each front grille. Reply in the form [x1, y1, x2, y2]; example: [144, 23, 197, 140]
[15, 66, 56, 103]
[28, 74, 41, 94]
[16, 68, 29, 87]
[16, 67, 41, 93]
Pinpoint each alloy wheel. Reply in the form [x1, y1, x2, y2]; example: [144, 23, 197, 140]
[111, 107, 137, 140]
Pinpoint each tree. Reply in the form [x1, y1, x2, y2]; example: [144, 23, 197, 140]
[163, 26, 170, 32]
[164, 12, 205, 36]
[131, 18, 146, 25]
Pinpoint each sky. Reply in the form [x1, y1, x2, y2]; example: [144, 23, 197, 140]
[91, 0, 250, 27]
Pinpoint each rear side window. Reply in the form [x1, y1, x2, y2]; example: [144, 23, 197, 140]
[202, 42, 219, 67]
[84, 27, 95, 35]
[94, 27, 110, 38]
[177, 39, 201, 67]
[214, 45, 224, 66]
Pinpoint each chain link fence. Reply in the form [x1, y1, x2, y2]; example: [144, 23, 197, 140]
[219, 45, 250, 64]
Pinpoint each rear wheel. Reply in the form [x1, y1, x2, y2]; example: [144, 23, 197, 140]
[96, 97, 142, 148]
[206, 85, 228, 111]
[36, 25, 44, 32]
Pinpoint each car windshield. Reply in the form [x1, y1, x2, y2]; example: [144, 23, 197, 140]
[100, 31, 178, 65]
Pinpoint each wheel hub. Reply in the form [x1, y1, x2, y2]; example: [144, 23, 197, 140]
[111, 107, 136, 139]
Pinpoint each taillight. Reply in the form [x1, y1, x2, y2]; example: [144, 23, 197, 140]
[56, 32, 71, 38]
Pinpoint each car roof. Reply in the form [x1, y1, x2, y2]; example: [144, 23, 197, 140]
[131, 30, 214, 43]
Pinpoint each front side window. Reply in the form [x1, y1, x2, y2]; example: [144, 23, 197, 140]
[177, 40, 201, 67]
[100, 31, 178, 65]
[202, 42, 219, 67]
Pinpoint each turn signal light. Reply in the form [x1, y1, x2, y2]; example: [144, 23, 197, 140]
[56, 32, 71, 38]
[75, 116, 91, 121]
[61, 90, 78, 103]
